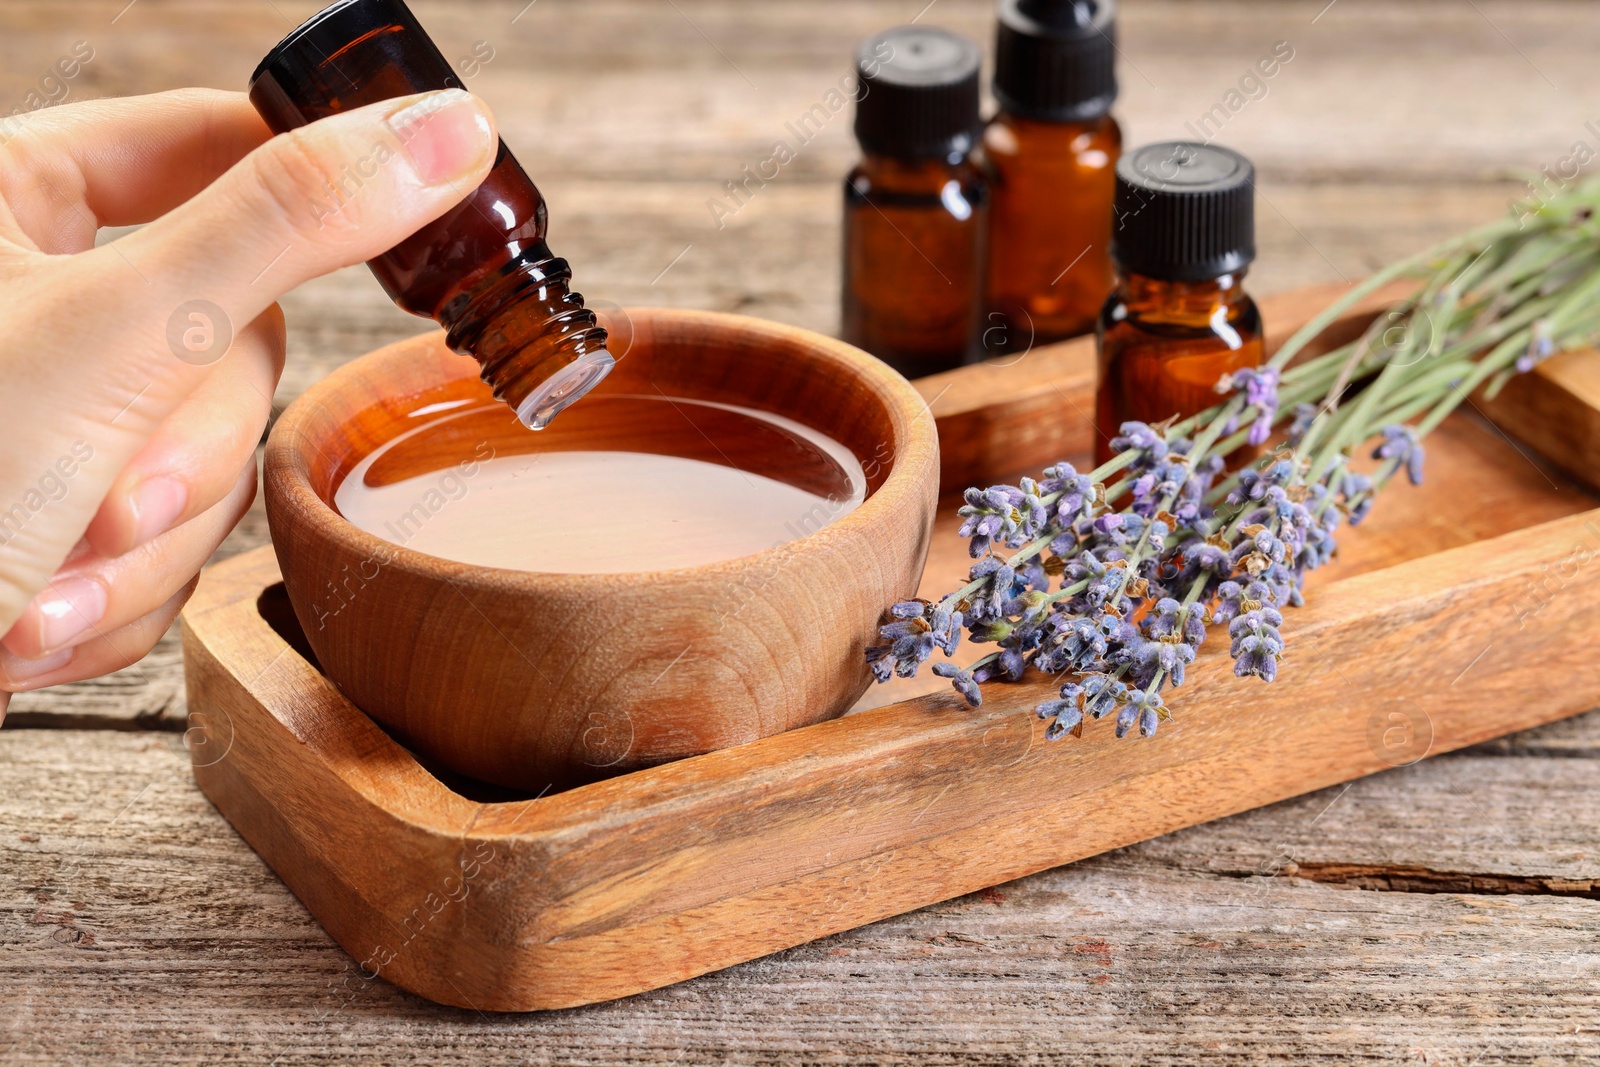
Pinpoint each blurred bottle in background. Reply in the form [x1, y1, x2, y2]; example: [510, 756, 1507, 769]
[983, 0, 1121, 356]
[842, 26, 989, 379]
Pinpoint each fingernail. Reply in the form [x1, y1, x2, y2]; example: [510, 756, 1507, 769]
[387, 89, 495, 186]
[31, 577, 107, 653]
[128, 476, 188, 548]
[1, 645, 74, 686]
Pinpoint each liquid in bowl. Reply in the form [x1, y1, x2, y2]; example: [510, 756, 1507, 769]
[334, 391, 868, 573]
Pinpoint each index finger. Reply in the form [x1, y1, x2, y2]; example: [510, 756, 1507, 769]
[99, 88, 497, 398]
[0, 89, 270, 253]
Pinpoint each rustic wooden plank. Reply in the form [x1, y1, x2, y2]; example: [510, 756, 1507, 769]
[1128, 753, 1600, 891]
[0, 0, 1596, 1055]
[1458, 712, 1600, 759]
[155, 287, 1599, 1010]
[5, 730, 1600, 1063]
[175, 458, 1600, 1010]
[4, 1, 1595, 185]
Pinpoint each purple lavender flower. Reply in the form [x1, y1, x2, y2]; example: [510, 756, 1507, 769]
[1110, 421, 1167, 462]
[1210, 580, 1246, 625]
[1373, 424, 1425, 486]
[869, 622, 934, 678]
[1285, 402, 1318, 448]
[1047, 615, 1109, 673]
[1005, 589, 1051, 627]
[1226, 460, 1293, 507]
[1043, 705, 1084, 741]
[1213, 579, 1280, 625]
[1517, 321, 1555, 373]
[1115, 701, 1138, 738]
[1066, 552, 1125, 608]
[1229, 608, 1285, 682]
[1178, 540, 1231, 597]
[1036, 682, 1085, 740]
[1338, 470, 1376, 525]
[868, 600, 964, 680]
[1297, 523, 1338, 570]
[1017, 561, 1049, 591]
[866, 644, 894, 683]
[1219, 366, 1281, 446]
[995, 642, 1028, 681]
[1139, 704, 1160, 738]
[1041, 462, 1097, 525]
[1253, 528, 1287, 565]
[1145, 518, 1172, 555]
[870, 364, 1395, 735]
[1146, 597, 1207, 646]
[1339, 471, 1373, 498]
[1132, 636, 1198, 688]
[956, 486, 1013, 557]
[966, 558, 1018, 621]
[1082, 673, 1127, 719]
[932, 661, 982, 707]
[1117, 688, 1165, 738]
[1091, 512, 1127, 540]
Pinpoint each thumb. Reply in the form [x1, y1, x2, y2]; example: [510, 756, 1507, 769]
[113, 87, 497, 369]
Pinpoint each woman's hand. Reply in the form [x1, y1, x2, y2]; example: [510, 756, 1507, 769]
[0, 85, 498, 720]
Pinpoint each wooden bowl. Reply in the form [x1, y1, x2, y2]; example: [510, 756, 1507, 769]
[262, 308, 939, 791]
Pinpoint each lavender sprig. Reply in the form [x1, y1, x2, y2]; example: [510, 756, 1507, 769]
[868, 178, 1600, 738]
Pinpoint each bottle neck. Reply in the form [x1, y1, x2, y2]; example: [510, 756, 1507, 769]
[1116, 269, 1252, 323]
[856, 149, 972, 191]
[993, 108, 1113, 138]
[437, 244, 612, 426]
[984, 109, 1118, 166]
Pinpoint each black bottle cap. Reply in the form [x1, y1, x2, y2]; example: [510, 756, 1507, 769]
[994, 0, 1117, 122]
[853, 26, 982, 160]
[1111, 141, 1256, 282]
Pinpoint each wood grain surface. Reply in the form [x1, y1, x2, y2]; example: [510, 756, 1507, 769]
[177, 434, 1600, 1010]
[5, 0, 1600, 1062]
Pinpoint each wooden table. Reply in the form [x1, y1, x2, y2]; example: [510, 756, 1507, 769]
[5, 1, 1600, 1061]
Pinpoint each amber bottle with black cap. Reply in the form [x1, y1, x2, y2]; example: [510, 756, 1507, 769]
[1095, 141, 1261, 465]
[984, 0, 1121, 352]
[842, 26, 988, 378]
[250, 0, 612, 429]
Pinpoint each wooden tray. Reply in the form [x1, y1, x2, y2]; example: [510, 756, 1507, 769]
[181, 283, 1600, 1012]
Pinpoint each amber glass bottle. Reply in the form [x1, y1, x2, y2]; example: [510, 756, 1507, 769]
[1095, 142, 1261, 466]
[842, 26, 988, 378]
[984, 0, 1121, 352]
[250, 0, 612, 429]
